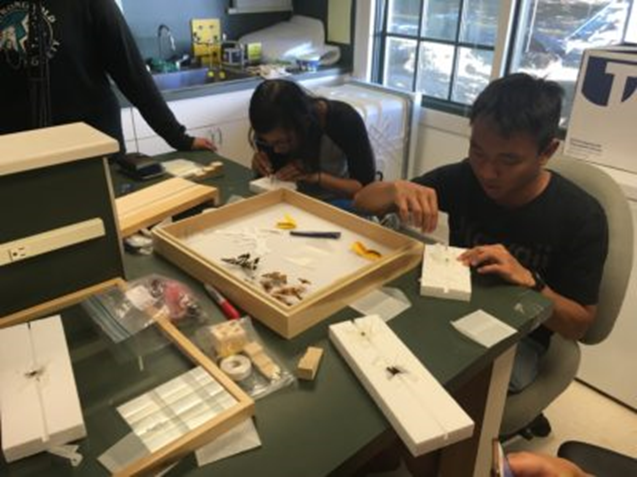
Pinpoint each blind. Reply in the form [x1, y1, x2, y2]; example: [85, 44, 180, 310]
[229, 0, 292, 14]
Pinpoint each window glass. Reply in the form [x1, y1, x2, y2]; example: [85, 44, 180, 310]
[510, 0, 631, 121]
[383, 37, 417, 91]
[388, 0, 421, 36]
[452, 47, 494, 104]
[421, 0, 461, 41]
[459, 0, 499, 45]
[416, 42, 454, 98]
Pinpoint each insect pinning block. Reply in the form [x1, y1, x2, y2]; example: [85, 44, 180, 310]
[420, 244, 471, 301]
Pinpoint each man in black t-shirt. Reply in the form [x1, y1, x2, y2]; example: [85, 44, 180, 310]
[354, 73, 608, 393]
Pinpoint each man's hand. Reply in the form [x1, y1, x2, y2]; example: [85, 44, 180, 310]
[459, 244, 535, 287]
[252, 151, 273, 177]
[191, 136, 217, 152]
[391, 181, 438, 233]
[507, 451, 590, 477]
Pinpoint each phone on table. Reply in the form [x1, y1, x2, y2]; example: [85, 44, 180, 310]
[491, 439, 514, 477]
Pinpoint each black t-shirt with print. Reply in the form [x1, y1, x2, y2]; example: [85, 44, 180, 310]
[414, 160, 608, 348]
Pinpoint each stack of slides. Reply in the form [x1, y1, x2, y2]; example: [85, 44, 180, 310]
[420, 244, 472, 301]
[0, 315, 85, 462]
[329, 315, 474, 456]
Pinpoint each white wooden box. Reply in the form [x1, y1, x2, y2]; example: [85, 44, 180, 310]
[329, 315, 474, 456]
[153, 189, 424, 338]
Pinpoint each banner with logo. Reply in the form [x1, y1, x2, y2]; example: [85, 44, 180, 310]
[564, 47, 637, 174]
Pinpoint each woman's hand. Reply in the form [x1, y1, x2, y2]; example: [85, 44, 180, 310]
[276, 161, 318, 183]
[252, 151, 273, 176]
[191, 136, 217, 152]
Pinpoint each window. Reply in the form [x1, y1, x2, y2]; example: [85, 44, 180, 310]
[509, 0, 633, 124]
[374, 0, 635, 120]
[376, 0, 499, 111]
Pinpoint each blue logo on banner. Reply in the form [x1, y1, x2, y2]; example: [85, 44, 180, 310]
[581, 56, 637, 106]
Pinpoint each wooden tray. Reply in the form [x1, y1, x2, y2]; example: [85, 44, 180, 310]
[153, 189, 424, 338]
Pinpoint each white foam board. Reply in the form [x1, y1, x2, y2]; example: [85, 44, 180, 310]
[329, 315, 474, 456]
[420, 244, 471, 301]
[249, 177, 297, 194]
[0, 316, 86, 462]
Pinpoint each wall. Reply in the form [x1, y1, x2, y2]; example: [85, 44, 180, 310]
[119, 0, 352, 64]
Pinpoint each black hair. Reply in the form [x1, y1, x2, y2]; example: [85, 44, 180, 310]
[249, 79, 323, 170]
[470, 73, 564, 153]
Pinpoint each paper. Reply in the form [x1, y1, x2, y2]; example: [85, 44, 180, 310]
[451, 310, 516, 348]
[328, 0, 352, 44]
[195, 418, 261, 466]
[349, 287, 411, 322]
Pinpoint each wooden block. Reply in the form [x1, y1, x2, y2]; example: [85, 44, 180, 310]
[329, 315, 474, 457]
[192, 161, 223, 180]
[0, 316, 86, 462]
[249, 177, 297, 194]
[420, 244, 471, 301]
[297, 346, 324, 381]
[242, 341, 263, 359]
[209, 321, 248, 358]
[116, 177, 219, 237]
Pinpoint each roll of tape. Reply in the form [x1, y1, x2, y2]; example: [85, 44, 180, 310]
[220, 355, 252, 381]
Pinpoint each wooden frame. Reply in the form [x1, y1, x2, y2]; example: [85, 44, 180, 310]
[114, 311, 254, 477]
[153, 189, 424, 338]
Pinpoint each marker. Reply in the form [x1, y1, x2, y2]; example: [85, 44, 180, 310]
[204, 284, 241, 320]
[290, 231, 341, 239]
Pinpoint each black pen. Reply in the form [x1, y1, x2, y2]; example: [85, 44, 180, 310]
[290, 231, 341, 239]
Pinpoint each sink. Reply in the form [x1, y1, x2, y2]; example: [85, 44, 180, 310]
[152, 67, 254, 91]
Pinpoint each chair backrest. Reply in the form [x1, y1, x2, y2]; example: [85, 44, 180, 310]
[549, 155, 634, 345]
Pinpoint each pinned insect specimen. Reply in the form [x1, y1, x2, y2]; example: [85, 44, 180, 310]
[24, 366, 46, 380]
[385, 365, 408, 379]
[222, 253, 260, 272]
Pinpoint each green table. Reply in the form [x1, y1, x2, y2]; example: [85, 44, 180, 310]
[1, 152, 551, 477]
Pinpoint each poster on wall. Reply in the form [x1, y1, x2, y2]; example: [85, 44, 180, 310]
[564, 46, 637, 174]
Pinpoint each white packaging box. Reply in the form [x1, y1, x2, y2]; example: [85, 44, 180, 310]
[420, 244, 471, 301]
[564, 47, 637, 174]
[329, 315, 474, 456]
[0, 316, 85, 462]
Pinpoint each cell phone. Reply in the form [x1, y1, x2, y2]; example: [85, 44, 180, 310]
[491, 439, 514, 477]
[255, 140, 288, 173]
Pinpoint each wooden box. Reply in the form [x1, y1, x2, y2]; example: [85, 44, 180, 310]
[0, 123, 124, 327]
[153, 189, 424, 338]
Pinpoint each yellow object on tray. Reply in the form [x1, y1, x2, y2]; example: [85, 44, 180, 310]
[276, 214, 297, 230]
[351, 241, 382, 261]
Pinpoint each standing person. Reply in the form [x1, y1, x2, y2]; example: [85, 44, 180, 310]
[249, 79, 376, 202]
[0, 0, 214, 156]
[354, 73, 608, 395]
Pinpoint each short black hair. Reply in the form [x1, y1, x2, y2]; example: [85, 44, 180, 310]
[470, 73, 564, 153]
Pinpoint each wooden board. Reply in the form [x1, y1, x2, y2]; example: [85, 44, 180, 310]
[329, 315, 474, 456]
[115, 178, 219, 238]
[0, 316, 85, 462]
[153, 189, 424, 338]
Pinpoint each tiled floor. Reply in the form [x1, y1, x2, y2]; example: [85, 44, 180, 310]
[372, 380, 637, 476]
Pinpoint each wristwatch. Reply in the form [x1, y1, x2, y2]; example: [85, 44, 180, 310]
[530, 270, 546, 292]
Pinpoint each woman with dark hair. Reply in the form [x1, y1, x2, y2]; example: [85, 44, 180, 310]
[249, 79, 376, 201]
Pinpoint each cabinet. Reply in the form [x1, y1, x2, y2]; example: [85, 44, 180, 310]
[578, 197, 637, 410]
[121, 73, 346, 165]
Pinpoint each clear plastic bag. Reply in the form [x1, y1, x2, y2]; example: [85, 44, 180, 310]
[83, 274, 206, 344]
[196, 317, 295, 399]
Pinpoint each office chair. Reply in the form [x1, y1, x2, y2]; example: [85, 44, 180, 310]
[558, 441, 637, 476]
[500, 155, 634, 438]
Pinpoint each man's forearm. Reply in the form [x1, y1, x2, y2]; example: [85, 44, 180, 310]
[353, 182, 397, 215]
[541, 287, 596, 340]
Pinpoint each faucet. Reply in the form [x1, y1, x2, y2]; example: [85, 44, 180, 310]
[157, 24, 176, 62]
